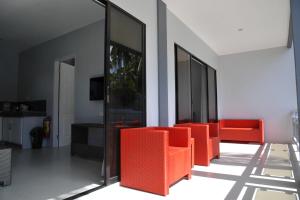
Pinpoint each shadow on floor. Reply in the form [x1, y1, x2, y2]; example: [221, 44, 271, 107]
[192, 143, 300, 200]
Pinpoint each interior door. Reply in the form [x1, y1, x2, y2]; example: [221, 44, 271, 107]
[104, 3, 146, 184]
[59, 62, 75, 147]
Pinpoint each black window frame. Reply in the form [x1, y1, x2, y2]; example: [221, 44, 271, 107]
[104, 0, 147, 186]
[65, 0, 147, 199]
[175, 43, 218, 124]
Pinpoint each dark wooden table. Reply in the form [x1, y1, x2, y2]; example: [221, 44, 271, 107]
[71, 123, 104, 161]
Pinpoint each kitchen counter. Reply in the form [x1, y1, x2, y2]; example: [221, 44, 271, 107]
[0, 111, 46, 117]
[1, 116, 45, 149]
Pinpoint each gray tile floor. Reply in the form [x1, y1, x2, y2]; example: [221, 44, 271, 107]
[0, 147, 103, 200]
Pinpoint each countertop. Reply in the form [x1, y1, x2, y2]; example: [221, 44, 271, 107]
[0, 111, 47, 117]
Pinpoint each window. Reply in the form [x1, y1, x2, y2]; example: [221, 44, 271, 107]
[175, 44, 218, 123]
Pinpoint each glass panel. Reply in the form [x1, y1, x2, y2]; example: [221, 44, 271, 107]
[208, 67, 218, 122]
[191, 58, 208, 122]
[176, 47, 192, 123]
[105, 5, 145, 182]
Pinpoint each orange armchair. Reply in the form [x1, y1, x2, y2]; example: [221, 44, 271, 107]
[219, 119, 264, 144]
[175, 123, 220, 166]
[120, 127, 192, 196]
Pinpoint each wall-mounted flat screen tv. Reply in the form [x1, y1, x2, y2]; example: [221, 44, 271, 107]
[90, 77, 104, 101]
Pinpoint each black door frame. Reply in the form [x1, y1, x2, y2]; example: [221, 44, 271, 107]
[65, 0, 146, 198]
[104, 0, 147, 185]
[174, 43, 218, 124]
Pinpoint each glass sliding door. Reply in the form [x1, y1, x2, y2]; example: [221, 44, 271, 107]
[207, 67, 218, 122]
[191, 58, 208, 122]
[175, 47, 192, 123]
[175, 44, 217, 124]
[104, 2, 146, 184]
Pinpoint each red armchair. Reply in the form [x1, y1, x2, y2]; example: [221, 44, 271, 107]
[120, 127, 192, 196]
[175, 123, 220, 166]
[219, 119, 264, 144]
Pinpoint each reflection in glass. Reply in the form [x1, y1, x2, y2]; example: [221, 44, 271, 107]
[191, 58, 208, 122]
[176, 48, 192, 123]
[175, 45, 218, 124]
[106, 5, 145, 181]
[109, 42, 144, 122]
[208, 67, 218, 122]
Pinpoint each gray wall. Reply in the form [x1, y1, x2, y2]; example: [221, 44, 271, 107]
[218, 47, 297, 143]
[18, 20, 105, 127]
[166, 10, 219, 126]
[157, 0, 169, 126]
[0, 42, 19, 101]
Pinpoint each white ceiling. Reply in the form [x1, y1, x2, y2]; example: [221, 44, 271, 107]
[0, 0, 105, 51]
[163, 0, 291, 55]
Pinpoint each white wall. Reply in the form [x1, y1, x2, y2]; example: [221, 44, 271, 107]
[0, 42, 19, 101]
[218, 47, 297, 143]
[166, 10, 219, 126]
[18, 20, 105, 124]
[110, 0, 159, 126]
[18, 20, 105, 146]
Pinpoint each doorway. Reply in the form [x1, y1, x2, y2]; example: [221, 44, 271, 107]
[0, 1, 108, 199]
[104, 2, 146, 184]
[58, 59, 75, 147]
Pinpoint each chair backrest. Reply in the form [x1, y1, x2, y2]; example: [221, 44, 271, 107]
[220, 120, 259, 128]
[176, 123, 219, 138]
[201, 123, 219, 137]
[120, 128, 169, 194]
[154, 127, 190, 147]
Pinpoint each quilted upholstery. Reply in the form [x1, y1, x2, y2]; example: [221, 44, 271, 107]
[219, 119, 264, 144]
[175, 123, 220, 166]
[120, 127, 192, 196]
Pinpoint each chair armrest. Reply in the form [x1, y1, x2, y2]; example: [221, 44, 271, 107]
[219, 120, 224, 128]
[258, 119, 264, 144]
[208, 123, 219, 138]
[259, 120, 264, 131]
[120, 128, 169, 195]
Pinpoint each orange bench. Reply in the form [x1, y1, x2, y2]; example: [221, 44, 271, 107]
[219, 119, 264, 144]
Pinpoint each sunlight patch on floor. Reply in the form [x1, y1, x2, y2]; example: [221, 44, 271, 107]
[77, 177, 236, 200]
[193, 163, 246, 176]
[221, 143, 260, 155]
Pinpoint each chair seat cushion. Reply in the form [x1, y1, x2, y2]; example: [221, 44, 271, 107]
[168, 146, 186, 155]
[221, 127, 257, 132]
[168, 146, 189, 185]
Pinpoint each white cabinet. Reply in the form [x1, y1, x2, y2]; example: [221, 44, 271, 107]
[2, 117, 44, 148]
[2, 118, 22, 145]
[11, 118, 22, 144]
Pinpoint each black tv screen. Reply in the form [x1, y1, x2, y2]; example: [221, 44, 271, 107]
[90, 77, 104, 100]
